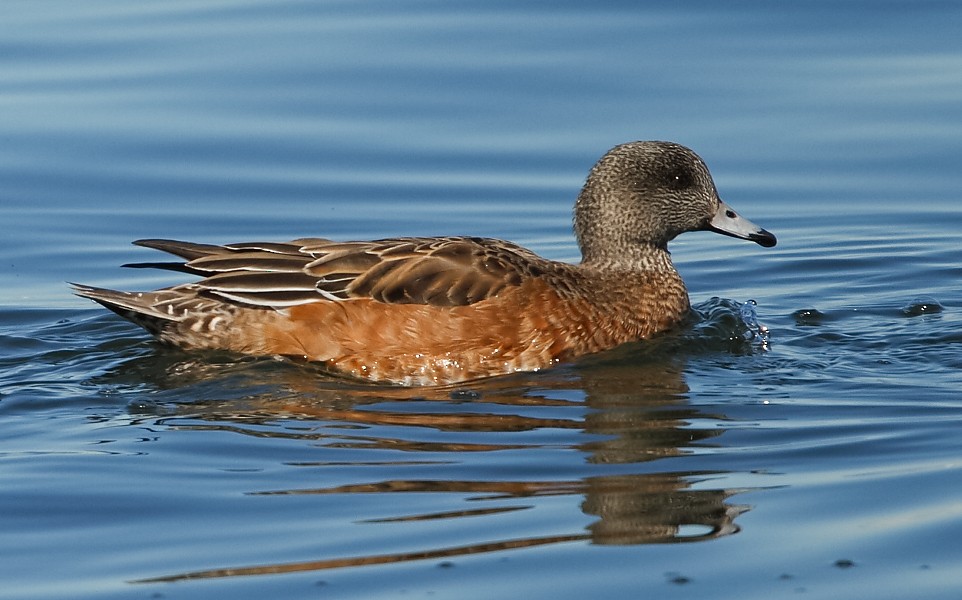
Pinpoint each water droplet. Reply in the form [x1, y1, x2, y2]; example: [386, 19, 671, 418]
[739, 300, 770, 346]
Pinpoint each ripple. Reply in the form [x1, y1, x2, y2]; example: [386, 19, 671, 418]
[683, 297, 773, 355]
[792, 308, 826, 324]
[901, 296, 944, 316]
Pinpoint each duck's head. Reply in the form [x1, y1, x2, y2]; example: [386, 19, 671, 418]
[574, 141, 776, 267]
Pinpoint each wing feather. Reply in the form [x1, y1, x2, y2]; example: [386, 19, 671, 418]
[201, 271, 320, 292]
[129, 236, 549, 309]
[188, 253, 310, 273]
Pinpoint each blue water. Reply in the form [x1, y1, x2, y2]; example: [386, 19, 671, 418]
[3, 2, 962, 598]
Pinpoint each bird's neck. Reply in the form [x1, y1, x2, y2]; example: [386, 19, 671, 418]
[579, 242, 676, 274]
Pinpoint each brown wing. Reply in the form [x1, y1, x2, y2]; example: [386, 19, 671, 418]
[132, 236, 549, 308]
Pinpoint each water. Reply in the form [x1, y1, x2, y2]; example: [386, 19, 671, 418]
[3, 2, 962, 598]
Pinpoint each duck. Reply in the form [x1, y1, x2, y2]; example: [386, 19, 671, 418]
[73, 141, 776, 386]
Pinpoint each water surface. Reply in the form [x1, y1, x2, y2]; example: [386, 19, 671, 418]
[3, 2, 962, 599]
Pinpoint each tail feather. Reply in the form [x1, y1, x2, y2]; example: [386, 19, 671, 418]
[71, 283, 182, 336]
[120, 261, 206, 275]
[132, 239, 225, 261]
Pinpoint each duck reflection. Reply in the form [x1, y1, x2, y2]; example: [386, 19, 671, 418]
[126, 346, 751, 583]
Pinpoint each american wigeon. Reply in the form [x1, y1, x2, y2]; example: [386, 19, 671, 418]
[74, 141, 776, 385]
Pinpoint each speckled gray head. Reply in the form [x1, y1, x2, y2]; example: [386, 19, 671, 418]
[574, 141, 776, 266]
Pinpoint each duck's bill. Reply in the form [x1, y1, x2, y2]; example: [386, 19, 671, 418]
[707, 199, 777, 248]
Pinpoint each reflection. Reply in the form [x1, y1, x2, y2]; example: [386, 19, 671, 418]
[253, 478, 584, 498]
[117, 341, 758, 584]
[136, 534, 591, 583]
[582, 474, 746, 544]
[359, 505, 529, 523]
